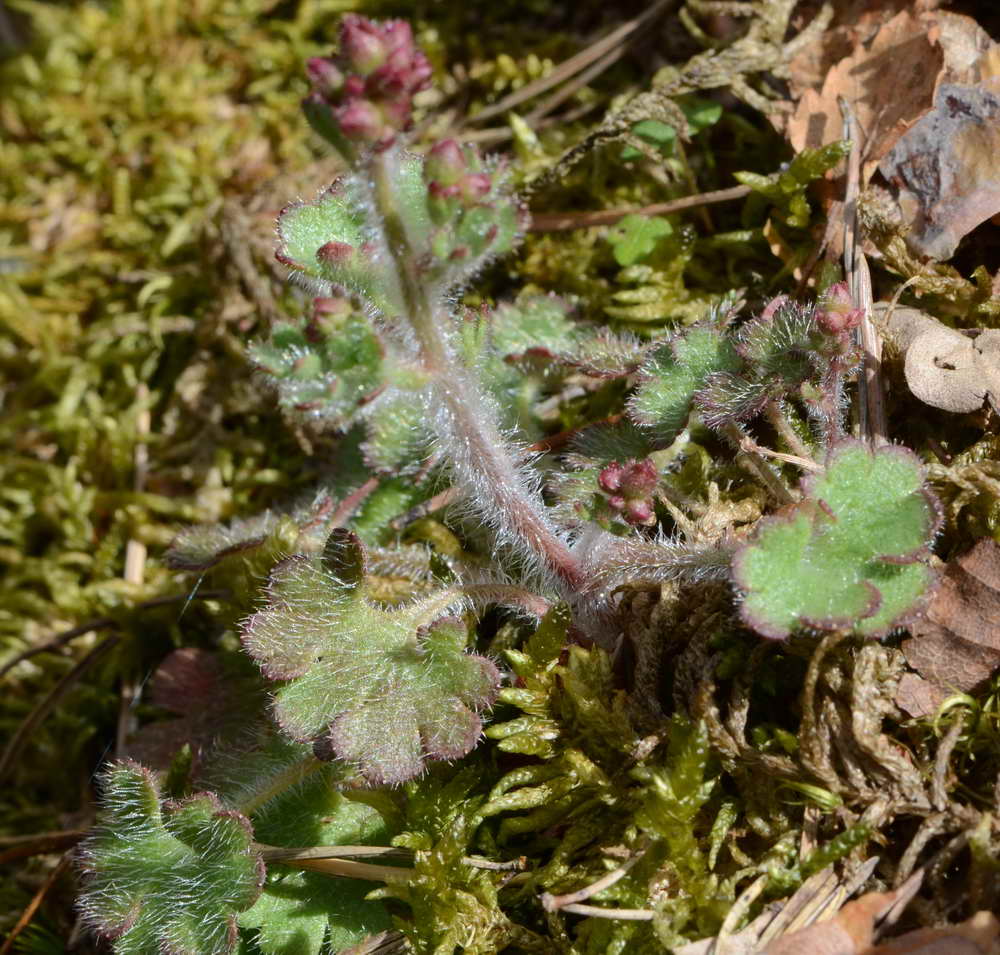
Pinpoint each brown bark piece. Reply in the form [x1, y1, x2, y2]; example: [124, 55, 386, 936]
[894, 672, 949, 720]
[902, 538, 1000, 697]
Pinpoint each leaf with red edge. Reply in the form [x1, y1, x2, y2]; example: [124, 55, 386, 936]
[241, 530, 500, 784]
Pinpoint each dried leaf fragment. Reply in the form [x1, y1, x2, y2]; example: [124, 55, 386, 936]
[879, 82, 1000, 260]
[784, 9, 942, 181]
[901, 537, 1000, 699]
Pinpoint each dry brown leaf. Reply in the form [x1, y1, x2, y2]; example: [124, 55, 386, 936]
[781, 7, 1000, 260]
[759, 871, 922, 955]
[893, 672, 949, 720]
[784, 9, 942, 180]
[879, 81, 1000, 260]
[900, 538, 1000, 702]
[861, 911, 1000, 954]
[879, 304, 1000, 413]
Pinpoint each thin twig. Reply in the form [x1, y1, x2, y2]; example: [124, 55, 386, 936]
[389, 486, 461, 531]
[556, 903, 654, 920]
[723, 423, 796, 505]
[930, 713, 965, 811]
[0, 852, 72, 955]
[0, 830, 85, 866]
[840, 98, 887, 446]
[465, 0, 674, 125]
[524, 43, 624, 125]
[764, 401, 816, 463]
[0, 590, 230, 681]
[330, 476, 381, 529]
[715, 873, 768, 951]
[117, 385, 151, 756]
[0, 636, 119, 781]
[739, 436, 821, 473]
[529, 185, 751, 232]
[542, 843, 648, 911]
[280, 856, 413, 883]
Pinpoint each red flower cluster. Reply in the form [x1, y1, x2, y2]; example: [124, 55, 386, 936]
[597, 458, 659, 526]
[305, 15, 432, 149]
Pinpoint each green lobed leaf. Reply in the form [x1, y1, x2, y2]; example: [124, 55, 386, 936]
[247, 312, 385, 430]
[276, 180, 396, 313]
[78, 762, 265, 955]
[607, 215, 674, 267]
[734, 440, 941, 639]
[241, 531, 500, 784]
[628, 324, 741, 438]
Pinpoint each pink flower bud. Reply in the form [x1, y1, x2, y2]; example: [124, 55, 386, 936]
[340, 14, 387, 75]
[306, 57, 344, 98]
[336, 99, 385, 142]
[619, 458, 658, 495]
[624, 499, 655, 525]
[816, 282, 863, 335]
[598, 462, 624, 494]
[426, 140, 466, 185]
[460, 173, 492, 202]
[343, 75, 366, 98]
[381, 19, 414, 56]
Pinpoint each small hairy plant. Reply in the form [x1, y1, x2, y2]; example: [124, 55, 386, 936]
[243, 530, 500, 784]
[72, 11, 952, 954]
[78, 762, 265, 954]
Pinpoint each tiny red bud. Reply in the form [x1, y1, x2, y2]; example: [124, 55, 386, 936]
[624, 499, 655, 525]
[460, 172, 492, 202]
[306, 57, 344, 98]
[759, 294, 790, 323]
[340, 14, 387, 74]
[426, 139, 466, 185]
[316, 241, 355, 264]
[449, 246, 469, 261]
[336, 99, 384, 142]
[428, 180, 461, 200]
[313, 296, 351, 317]
[343, 75, 366, 98]
[620, 458, 658, 495]
[598, 462, 624, 494]
[607, 495, 625, 512]
[816, 283, 863, 335]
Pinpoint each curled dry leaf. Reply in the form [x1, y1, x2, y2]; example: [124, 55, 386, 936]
[878, 303, 1000, 413]
[897, 537, 1000, 715]
[861, 913, 1000, 954]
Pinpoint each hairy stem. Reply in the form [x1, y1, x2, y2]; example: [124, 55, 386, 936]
[370, 150, 583, 594]
[721, 422, 795, 506]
